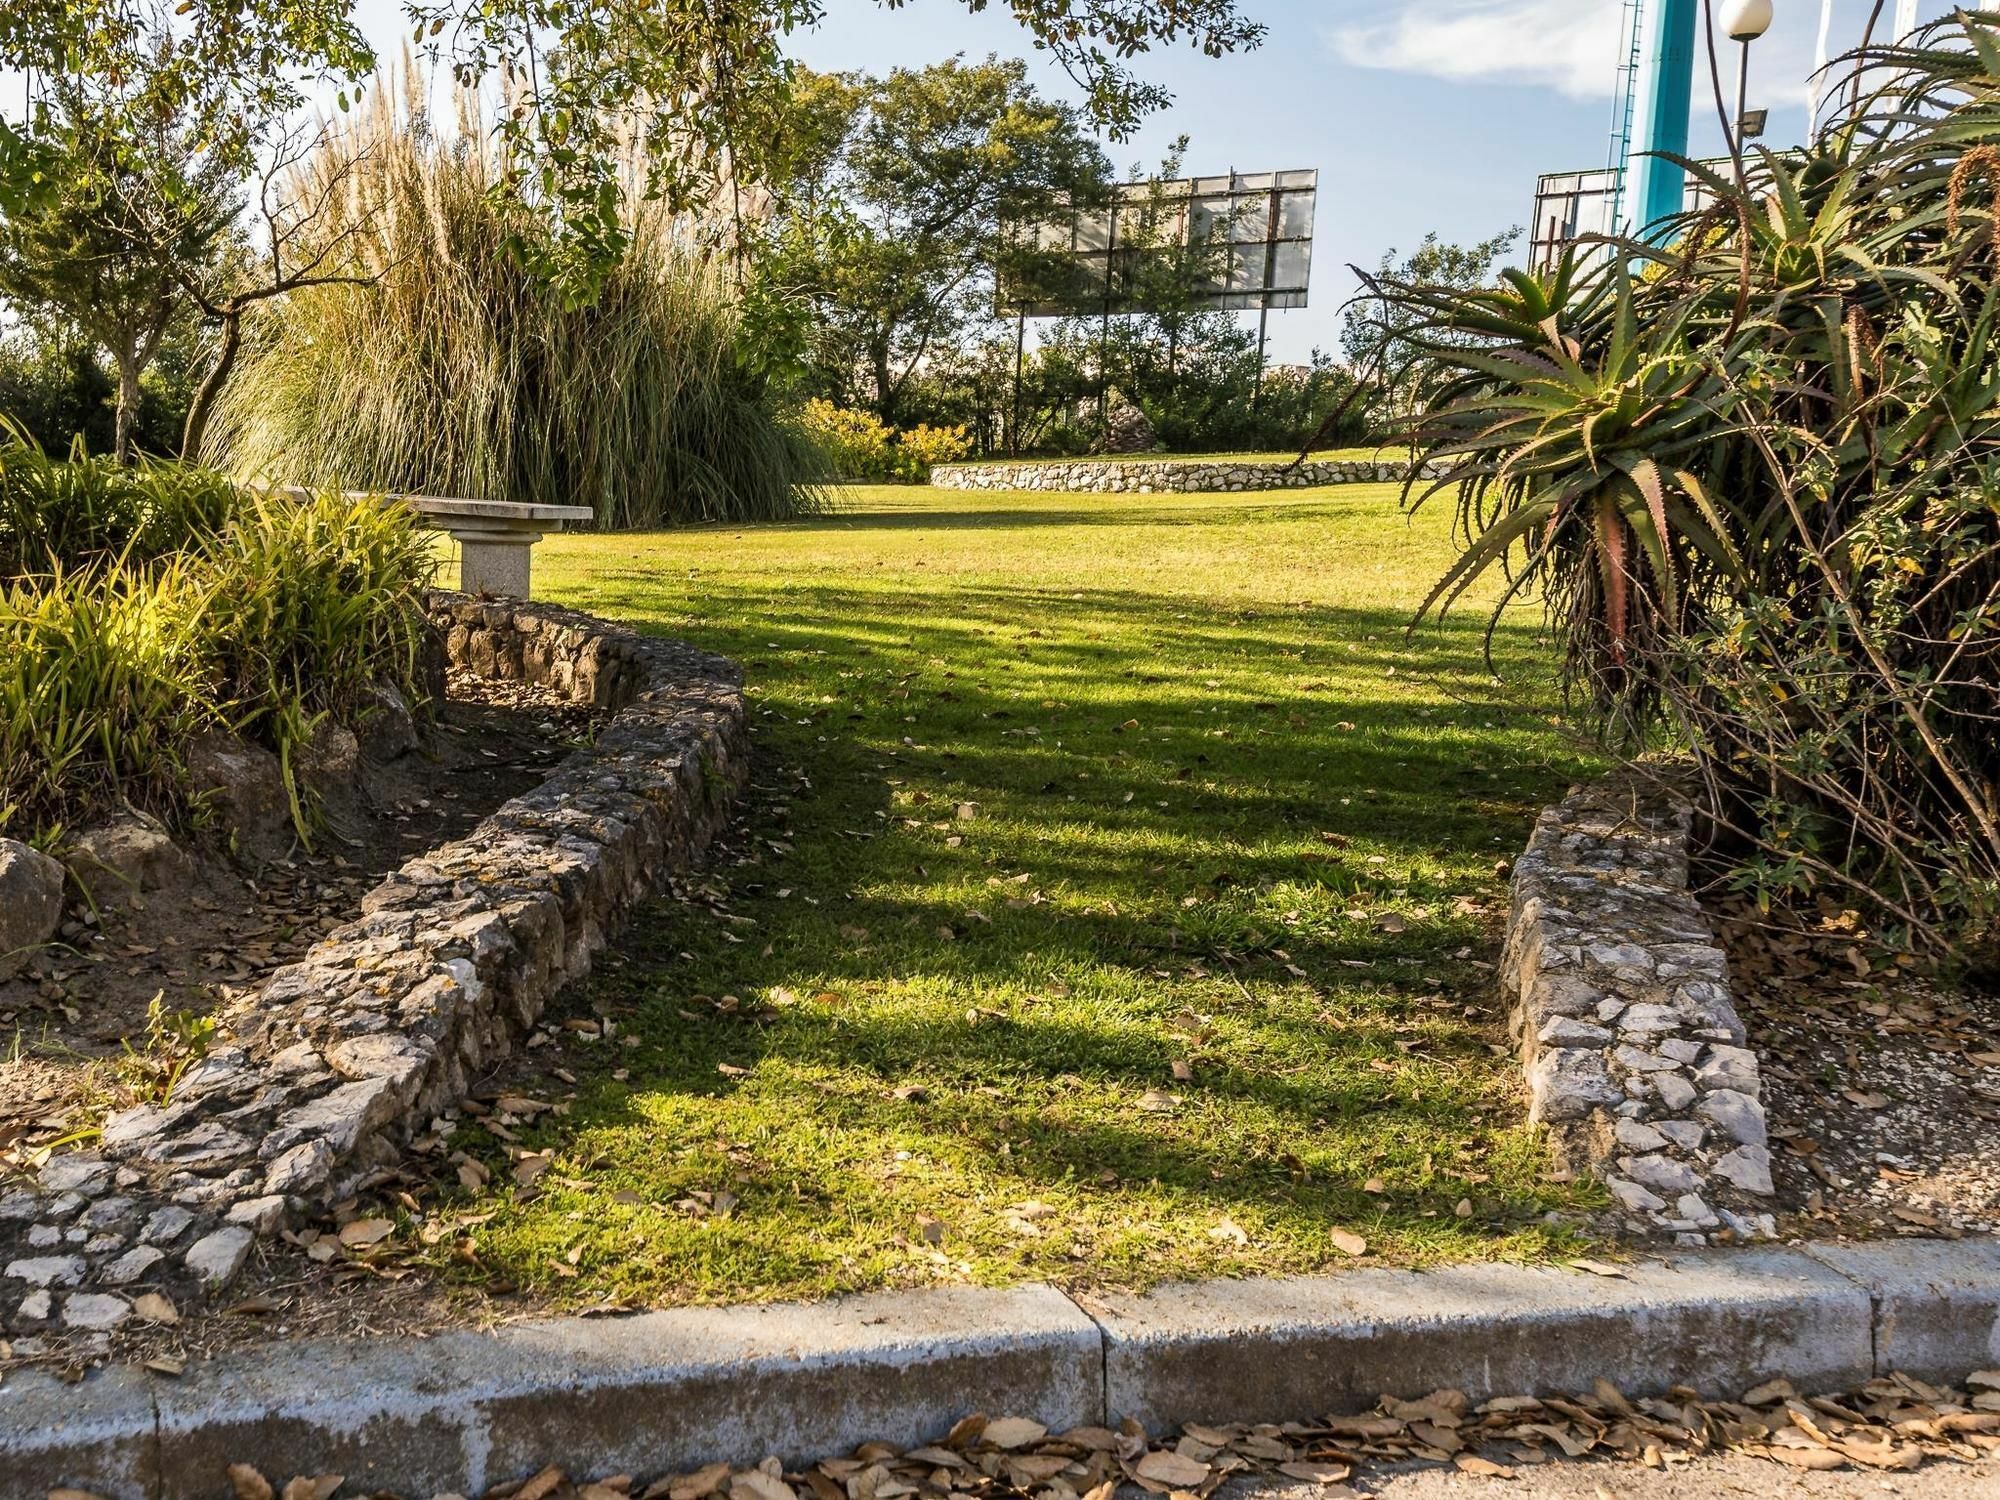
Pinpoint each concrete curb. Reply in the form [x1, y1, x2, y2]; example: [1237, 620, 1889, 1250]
[4, 1242, 1997, 1499]
[1077, 1248, 1873, 1432]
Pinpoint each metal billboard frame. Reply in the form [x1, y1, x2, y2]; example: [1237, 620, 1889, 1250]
[1529, 161, 1725, 272]
[1004, 168, 1318, 317]
[997, 168, 1318, 449]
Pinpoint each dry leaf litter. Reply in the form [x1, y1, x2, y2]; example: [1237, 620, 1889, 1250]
[41, 1368, 2000, 1500]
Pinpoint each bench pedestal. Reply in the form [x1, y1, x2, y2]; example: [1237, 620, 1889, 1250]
[443, 520, 544, 598]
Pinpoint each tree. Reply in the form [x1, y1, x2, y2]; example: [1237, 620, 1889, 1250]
[0, 88, 236, 460]
[757, 57, 1111, 426]
[1340, 228, 1521, 408]
[177, 121, 377, 459]
[0, 0, 1261, 300]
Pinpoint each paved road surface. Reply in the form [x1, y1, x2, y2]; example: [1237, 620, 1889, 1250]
[1231, 1450, 2000, 1498]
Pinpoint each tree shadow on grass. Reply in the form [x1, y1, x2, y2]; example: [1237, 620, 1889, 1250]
[438, 575, 1594, 1301]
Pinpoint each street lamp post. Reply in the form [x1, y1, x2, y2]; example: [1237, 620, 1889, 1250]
[1720, 0, 1775, 148]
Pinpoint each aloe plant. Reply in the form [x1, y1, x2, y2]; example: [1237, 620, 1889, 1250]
[1380, 12, 2000, 957]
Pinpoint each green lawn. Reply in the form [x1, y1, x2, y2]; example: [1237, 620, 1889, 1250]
[425, 482, 1602, 1308]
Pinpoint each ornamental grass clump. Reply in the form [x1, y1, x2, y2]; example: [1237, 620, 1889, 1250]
[0, 560, 213, 839]
[0, 431, 235, 576]
[0, 437, 437, 844]
[205, 77, 826, 529]
[1376, 13, 2000, 962]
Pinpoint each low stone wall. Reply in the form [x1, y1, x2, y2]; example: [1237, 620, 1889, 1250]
[930, 457, 1435, 493]
[0, 594, 748, 1336]
[1502, 771, 1777, 1246]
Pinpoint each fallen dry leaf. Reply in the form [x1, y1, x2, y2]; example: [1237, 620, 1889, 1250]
[131, 1291, 179, 1324]
[336, 1218, 393, 1249]
[1276, 1461, 1352, 1485]
[1742, 1379, 1796, 1405]
[981, 1417, 1048, 1449]
[227, 1466, 273, 1500]
[1766, 1445, 1848, 1471]
[1567, 1259, 1627, 1279]
[730, 1471, 795, 1500]
[1452, 1453, 1514, 1478]
[1329, 1228, 1368, 1258]
[1132, 1450, 1210, 1488]
[658, 1463, 732, 1500]
[278, 1478, 342, 1500]
[512, 1466, 566, 1500]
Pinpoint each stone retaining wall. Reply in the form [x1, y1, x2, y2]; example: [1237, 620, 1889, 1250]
[1502, 771, 1777, 1246]
[0, 594, 748, 1337]
[930, 458, 1435, 493]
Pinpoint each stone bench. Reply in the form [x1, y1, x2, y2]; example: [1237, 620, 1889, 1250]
[399, 496, 595, 599]
[255, 487, 595, 599]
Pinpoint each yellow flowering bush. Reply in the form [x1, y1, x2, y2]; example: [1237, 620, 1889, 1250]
[799, 400, 969, 482]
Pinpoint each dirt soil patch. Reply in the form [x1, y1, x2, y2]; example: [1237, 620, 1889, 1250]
[0, 668, 605, 1167]
[1711, 896, 2000, 1243]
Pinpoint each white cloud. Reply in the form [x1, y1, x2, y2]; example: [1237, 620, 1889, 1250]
[1326, 0, 1631, 99]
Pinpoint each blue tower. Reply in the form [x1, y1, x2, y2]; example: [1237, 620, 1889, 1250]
[1626, 0, 1698, 235]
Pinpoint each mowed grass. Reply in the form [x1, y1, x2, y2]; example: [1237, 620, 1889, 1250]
[429, 482, 1603, 1307]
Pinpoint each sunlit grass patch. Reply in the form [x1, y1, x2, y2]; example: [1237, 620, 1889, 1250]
[426, 481, 1604, 1306]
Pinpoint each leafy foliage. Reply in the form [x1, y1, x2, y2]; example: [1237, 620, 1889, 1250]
[0, 0, 1259, 300]
[798, 399, 969, 481]
[1341, 228, 1522, 410]
[0, 85, 237, 460]
[750, 57, 1112, 426]
[1381, 14, 2000, 959]
[0, 437, 436, 842]
[0, 427, 234, 577]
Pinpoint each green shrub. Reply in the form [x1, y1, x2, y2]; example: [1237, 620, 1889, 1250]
[0, 452, 438, 845]
[0, 431, 235, 576]
[895, 422, 972, 479]
[0, 560, 213, 839]
[799, 399, 895, 479]
[1382, 13, 2000, 959]
[0, 328, 201, 459]
[206, 79, 826, 529]
[799, 399, 968, 481]
[198, 489, 437, 774]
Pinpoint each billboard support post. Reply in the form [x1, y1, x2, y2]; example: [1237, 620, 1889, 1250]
[1010, 305, 1027, 457]
[1098, 207, 1118, 434]
[1253, 185, 1283, 410]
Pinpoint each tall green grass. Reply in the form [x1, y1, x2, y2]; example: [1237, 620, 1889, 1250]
[0, 561, 212, 839]
[205, 79, 826, 528]
[0, 439, 438, 843]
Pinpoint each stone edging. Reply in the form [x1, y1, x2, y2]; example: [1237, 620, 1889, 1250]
[0, 593, 748, 1337]
[930, 458, 1437, 493]
[8, 1239, 1998, 1496]
[1502, 771, 1775, 1244]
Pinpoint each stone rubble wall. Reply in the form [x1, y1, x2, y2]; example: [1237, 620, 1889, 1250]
[929, 458, 1440, 493]
[0, 594, 748, 1337]
[1502, 771, 1777, 1246]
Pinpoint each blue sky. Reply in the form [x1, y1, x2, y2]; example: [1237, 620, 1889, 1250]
[781, 0, 1935, 362]
[345, 0, 1943, 362]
